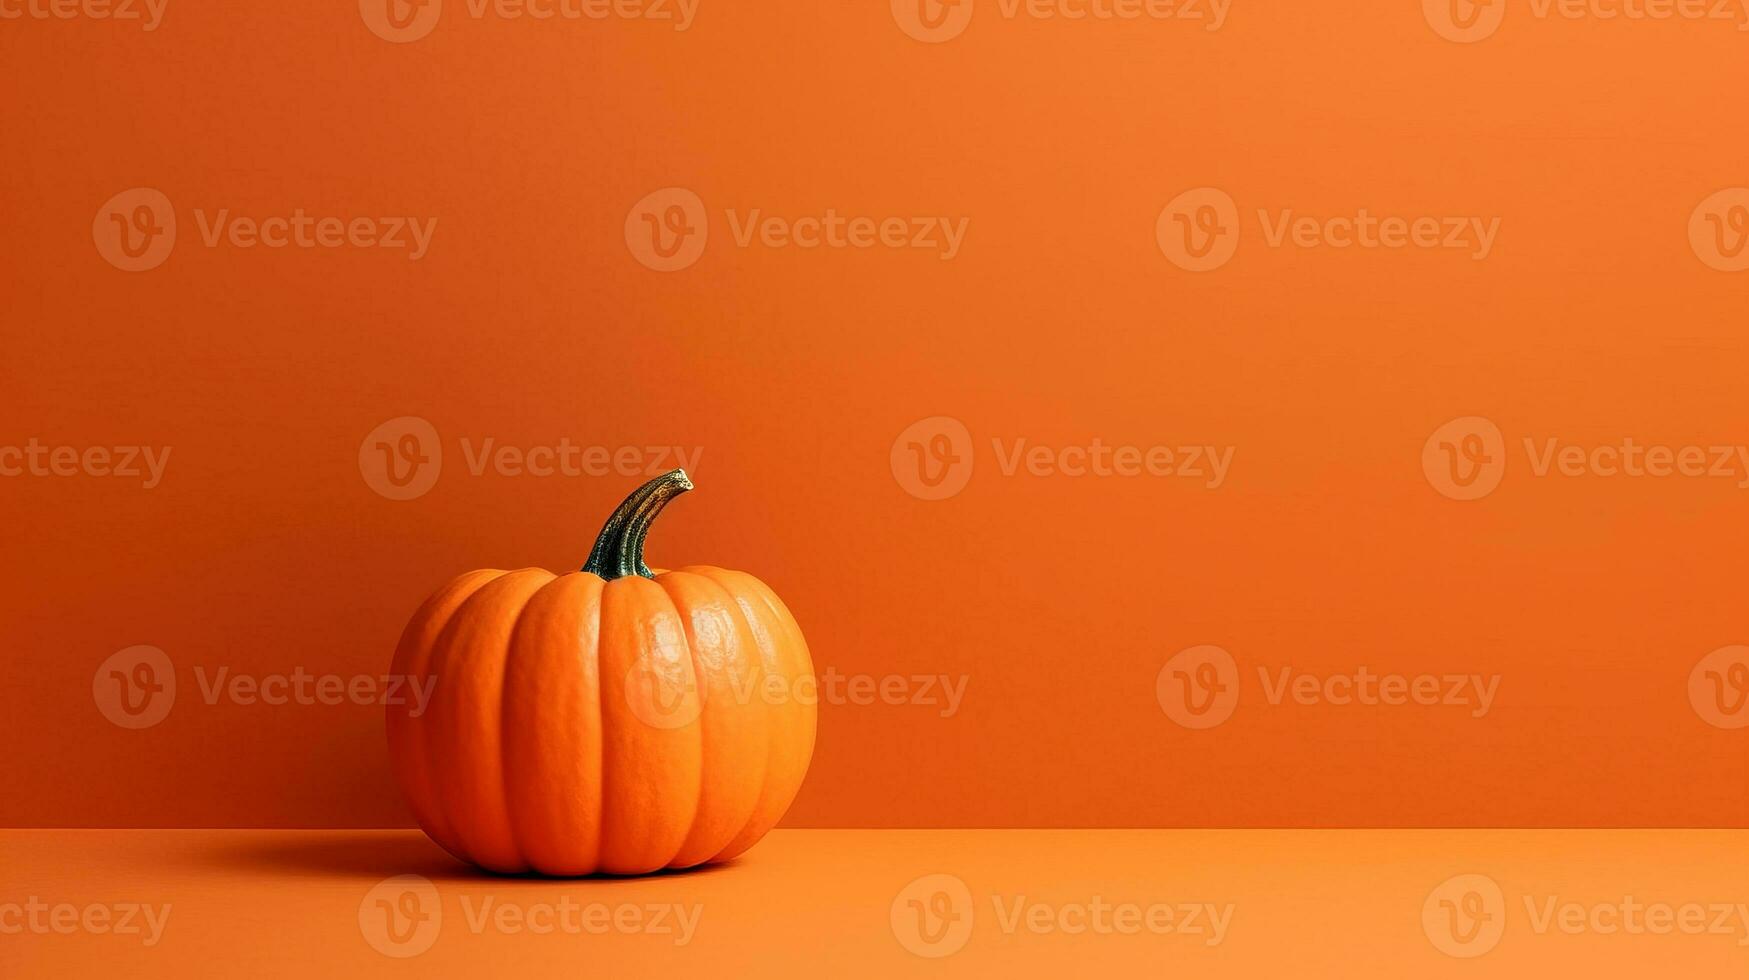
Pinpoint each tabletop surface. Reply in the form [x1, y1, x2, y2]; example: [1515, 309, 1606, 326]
[1, 828, 1745, 977]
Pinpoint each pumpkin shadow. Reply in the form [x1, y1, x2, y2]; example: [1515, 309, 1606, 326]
[214, 831, 740, 885]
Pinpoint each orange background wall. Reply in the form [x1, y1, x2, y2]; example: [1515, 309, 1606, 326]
[3, 2, 1745, 828]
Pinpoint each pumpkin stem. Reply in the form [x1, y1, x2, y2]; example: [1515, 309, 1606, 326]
[582, 469, 693, 580]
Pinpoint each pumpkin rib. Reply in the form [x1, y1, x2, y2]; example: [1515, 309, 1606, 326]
[501, 571, 608, 876]
[692, 566, 817, 862]
[425, 567, 553, 873]
[697, 568, 785, 864]
[388, 567, 507, 868]
[583, 573, 607, 874]
[685, 566, 780, 858]
[655, 570, 773, 869]
[596, 576, 705, 874]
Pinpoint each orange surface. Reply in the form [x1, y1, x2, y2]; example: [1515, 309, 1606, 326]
[2, 829, 1746, 977]
[4, 5, 1749, 829]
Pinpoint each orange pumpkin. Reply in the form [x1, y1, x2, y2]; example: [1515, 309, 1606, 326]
[386, 470, 816, 875]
